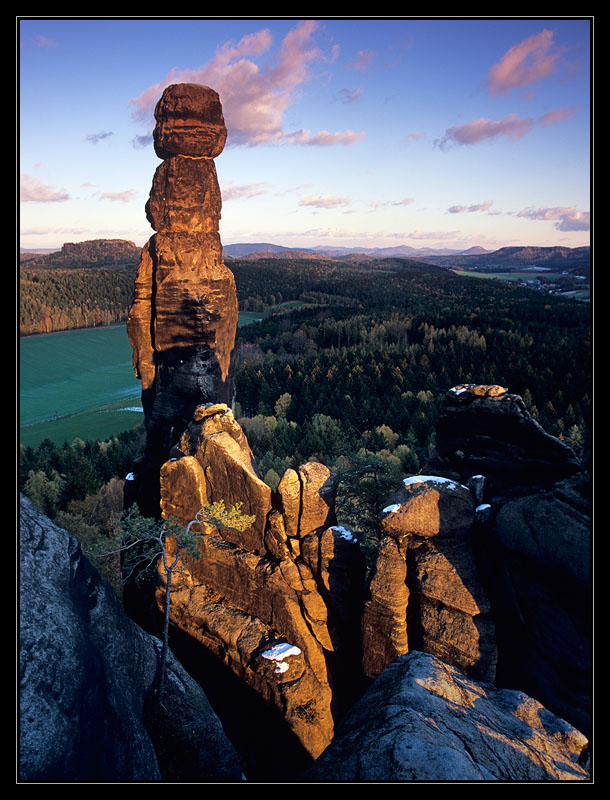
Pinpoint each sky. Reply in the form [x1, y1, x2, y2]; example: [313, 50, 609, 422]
[19, 17, 591, 253]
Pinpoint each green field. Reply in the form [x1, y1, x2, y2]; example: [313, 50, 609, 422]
[20, 310, 273, 448]
[454, 270, 565, 281]
[19, 325, 144, 448]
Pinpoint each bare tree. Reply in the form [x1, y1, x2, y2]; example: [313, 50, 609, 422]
[95, 501, 255, 702]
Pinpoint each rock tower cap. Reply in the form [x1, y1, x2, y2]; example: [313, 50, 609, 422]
[153, 83, 227, 160]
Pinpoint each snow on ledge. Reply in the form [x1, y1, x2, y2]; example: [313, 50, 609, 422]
[262, 642, 302, 674]
[382, 504, 401, 514]
[403, 475, 468, 492]
[331, 525, 358, 542]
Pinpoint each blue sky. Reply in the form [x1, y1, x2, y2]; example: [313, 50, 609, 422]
[19, 17, 591, 252]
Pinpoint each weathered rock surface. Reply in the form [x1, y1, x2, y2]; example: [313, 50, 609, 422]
[362, 475, 496, 683]
[127, 83, 238, 516]
[156, 404, 364, 763]
[426, 384, 581, 497]
[19, 494, 242, 782]
[480, 470, 591, 736]
[303, 651, 589, 782]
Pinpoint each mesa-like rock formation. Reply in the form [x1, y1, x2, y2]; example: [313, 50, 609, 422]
[127, 84, 239, 516]
[19, 494, 242, 782]
[303, 651, 589, 782]
[156, 403, 365, 766]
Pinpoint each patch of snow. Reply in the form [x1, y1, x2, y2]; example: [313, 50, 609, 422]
[331, 525, 358, 542]
[125, 472, 135, 481]
[262, 642, 302, 673]
[449, 386, 470, 394]
[382, 504, 401, 514]
[476, 504, 491, 512]
[403, 475, 467, 492]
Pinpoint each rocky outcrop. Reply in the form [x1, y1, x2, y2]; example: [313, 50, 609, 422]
[481, 470, 591, 736]
[304, 651, 589, 782]
[156, 403, 365, 763]
[362, 475, 496, 683]
[426, 384, 581, 497]
[127, 84, 238, 516]
[19, 494, 242, 782]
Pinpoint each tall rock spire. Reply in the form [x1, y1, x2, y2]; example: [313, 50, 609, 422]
[127, 84, 238, 515]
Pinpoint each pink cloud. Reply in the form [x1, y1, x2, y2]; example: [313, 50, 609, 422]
[517, 205, 589, 231]
[93, 190, 137, 203]
[345, 50, 375, 71]
[299, 194, 351, 209]
[222, 181, 271, 201]
[20, 174, 69, 202]
[438, 113, 534, 148]
[448, 200, 494, 214]
[130, 21, 355, 148]
[540, 106, 578, 127]
[486, 29, 565, 97]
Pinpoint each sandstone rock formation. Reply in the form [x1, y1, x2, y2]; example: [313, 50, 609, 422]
[361, 475, 497, 683]
[303, 651, 590, 781]
[19, 494, 242, 782]
[480, 470, 591, 736]
[426, 384, 581, 497]
[156, 403, 365, 765]
[127, 84, 238, 516]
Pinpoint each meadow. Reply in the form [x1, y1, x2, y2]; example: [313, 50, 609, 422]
[19, 312, 269, 448]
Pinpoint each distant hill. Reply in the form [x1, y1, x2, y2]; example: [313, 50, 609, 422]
[428, 245, 590, 275]
[20, 239, 141, 269]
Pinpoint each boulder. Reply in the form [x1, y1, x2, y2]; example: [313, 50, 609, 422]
[304, 651, 590, 782]
[19, 494, 242, 782]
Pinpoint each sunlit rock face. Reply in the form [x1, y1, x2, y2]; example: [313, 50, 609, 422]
[156, 404, 365, 764]
[127, 84, 238, 516]
[361, 475, 497, 684]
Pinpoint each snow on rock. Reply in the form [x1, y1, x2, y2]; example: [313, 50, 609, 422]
[262, 642, 302, 674]
[403, 475, 468, 492]
[382, 504, 401, 514]
[331, 525, 358, 542]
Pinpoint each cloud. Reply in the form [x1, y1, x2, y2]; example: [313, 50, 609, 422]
[222, 181, 271, 201]
[129, 20, 355, 148]
[486, 29, 566, 97]
[345, 50, 375, 71]
[286, 129, 365, 146]
[299, 194, 351, 209]
[407, 230, 460, 241]
[338, 87, 363, 103]
[447, 200, 494, 214]
[370, 197, 415, 211]
[20, 174, 69, 202]
[517, 205, 589, 231]
[540, 106, 578, 127]
[86, 131, 114, 144]
[93, 190, 137, 203]
[131, 134, 153, 149]
[403, 132, 426, 143]
[438, 113, 535, 149]
[438, 104, 577, 149]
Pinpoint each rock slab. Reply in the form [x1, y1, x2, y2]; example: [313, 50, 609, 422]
[304, 651, 589, 782]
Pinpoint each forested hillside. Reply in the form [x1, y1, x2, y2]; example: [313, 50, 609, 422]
[19, 255, 590, 571]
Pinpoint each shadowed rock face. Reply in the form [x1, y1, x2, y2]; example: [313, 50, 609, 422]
[426, 384, 581, 498]
[303, 651, 589, 782]
[127, 84, 238, 516]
